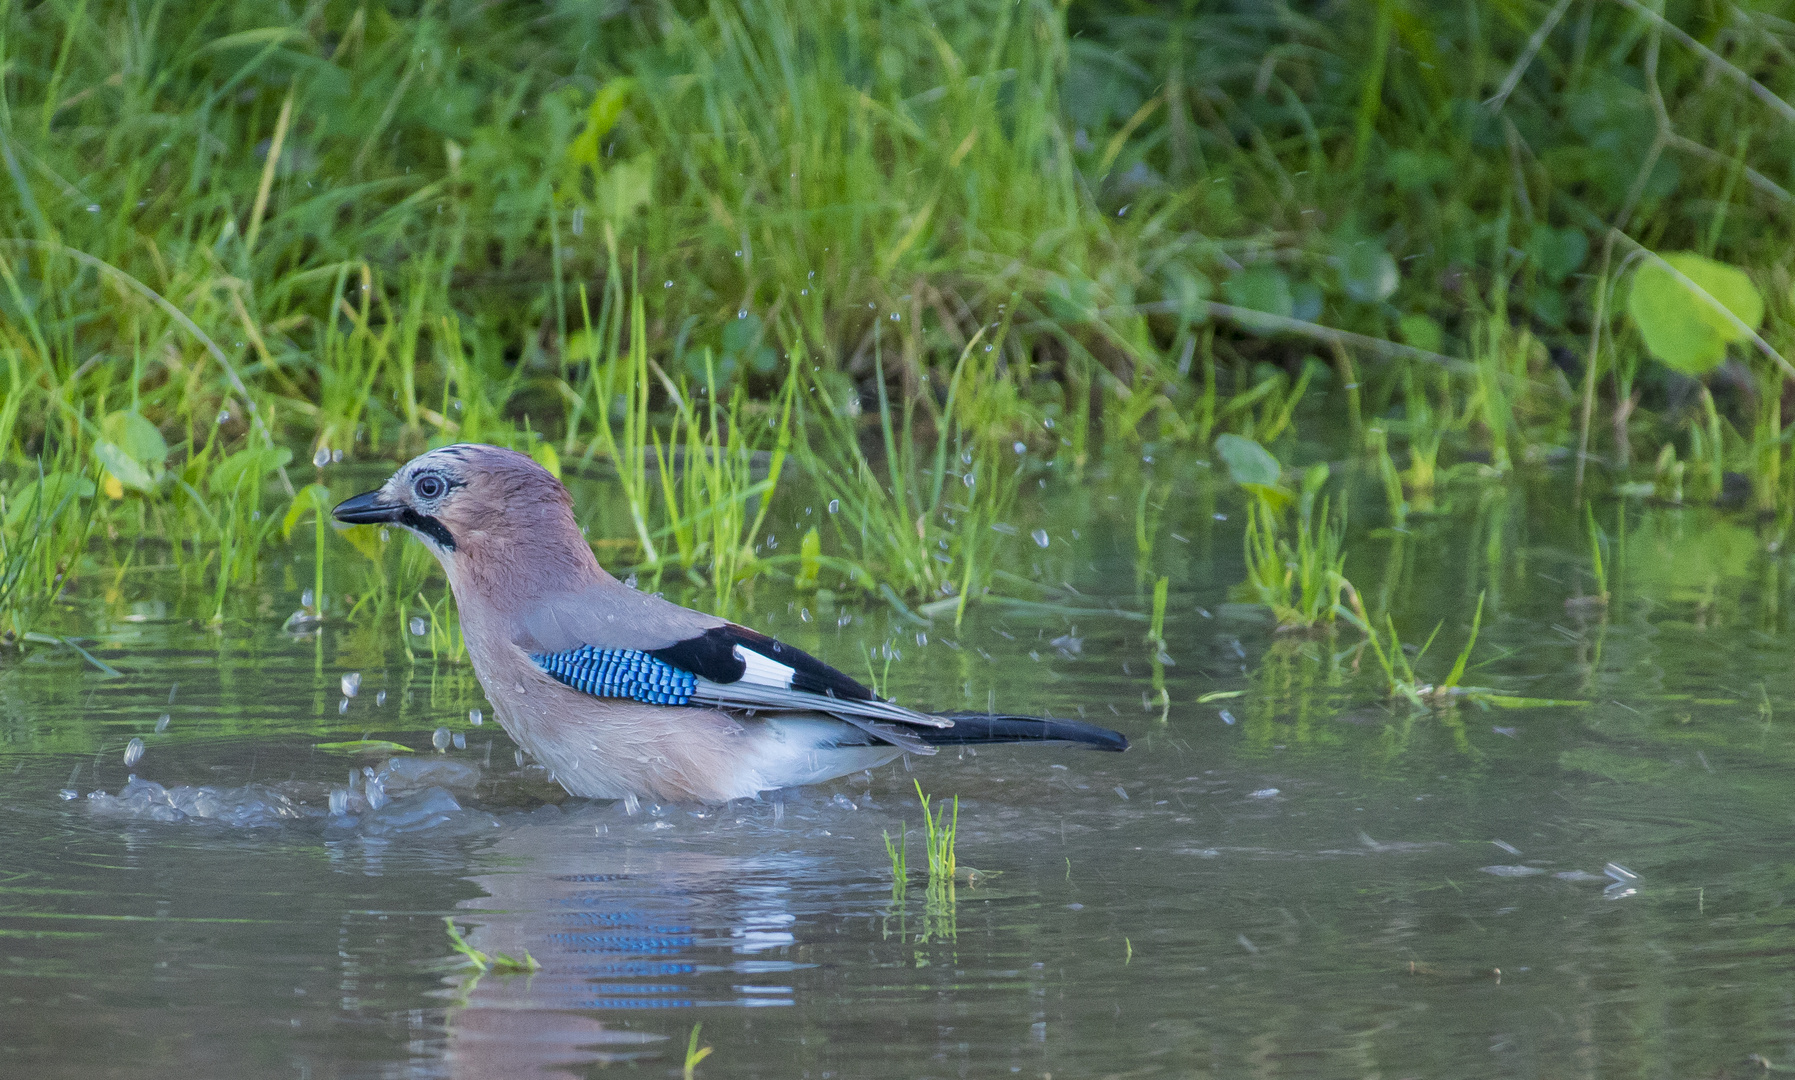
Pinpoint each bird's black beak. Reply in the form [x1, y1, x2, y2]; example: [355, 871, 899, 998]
[332, 489, 402, 525]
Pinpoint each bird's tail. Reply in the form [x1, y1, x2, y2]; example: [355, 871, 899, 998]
[917, 712, 1128, 752]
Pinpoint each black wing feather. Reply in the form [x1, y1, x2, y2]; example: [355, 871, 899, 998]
[648, 624, 874, 701]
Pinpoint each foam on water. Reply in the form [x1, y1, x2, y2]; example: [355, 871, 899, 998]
[87, 777, 311, 827]
[81, 756, 500, 835]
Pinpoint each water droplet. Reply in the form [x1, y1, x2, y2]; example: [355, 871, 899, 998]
[312, 447, 330, 468]
[1117, 203, 1130, 217]
[1014, 441, 1027, 454]
[734, 250, 742, 257]
[800, 289, 808, 295]
[338, 697, 349, 714]
[915, 632, 928, 646]
[409, 617, 427, 636]
[890, 312, 899, 321]
[800, 607, 812, 623]
[469, 709, 483, 727]
[155, 714, 170, 733]
[984, 345, 992, 352]
[665, 280, 673, 288]
[623, 793, 641, 815]
[452, 732, 467, 750]
[738, 309, 748, 319]
[375, 690, 386, 707]
[963, 471, 976, 488]
[301, 589, 315, 610]
[570, 206, 584, 235]
[59, 789, 78, 801]
[86, 204, 99, 213]
[328, 789, 349, 816]
[1044, 417, 1055, 429]
[1032, 529, 1050, 548]
[341, 672, 362, 698]
[332, 449, 344, 463]
[216, 410, 230, 424]
[123, 738, 145, 767]
[432, 727, 451, 752]
[828, 499, 840, 513]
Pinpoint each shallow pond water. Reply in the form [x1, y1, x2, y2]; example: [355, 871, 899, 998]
[7, 469, 1795, 1078]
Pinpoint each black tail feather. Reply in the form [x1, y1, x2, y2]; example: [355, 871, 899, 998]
[919, 712, 1128, 752]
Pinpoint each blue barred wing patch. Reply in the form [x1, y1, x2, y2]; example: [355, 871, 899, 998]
[533, 646, 698, 706]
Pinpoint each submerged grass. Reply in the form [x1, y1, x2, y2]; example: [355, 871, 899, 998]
[443, 917, 540, 975]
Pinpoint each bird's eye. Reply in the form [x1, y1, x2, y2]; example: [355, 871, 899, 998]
[414, 474, 445, 500]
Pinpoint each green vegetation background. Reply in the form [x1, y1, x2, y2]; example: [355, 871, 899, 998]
[4, 0, 1795, 634]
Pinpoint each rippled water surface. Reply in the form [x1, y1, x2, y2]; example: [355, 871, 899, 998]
[8, 471, 1795, 1078]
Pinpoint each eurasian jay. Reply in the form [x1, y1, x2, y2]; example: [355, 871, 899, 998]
[333, 444, 1126, 803]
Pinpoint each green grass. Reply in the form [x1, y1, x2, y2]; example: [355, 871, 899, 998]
[7, 0, 1795, 643]
[882, 822, 907, 897]
[442, 917, 540, 975]
[914, 780, 958, 883]
[683, 1023, 713, 1080]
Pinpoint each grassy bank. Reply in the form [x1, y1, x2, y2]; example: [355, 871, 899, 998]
[3, 0, 1795, 638]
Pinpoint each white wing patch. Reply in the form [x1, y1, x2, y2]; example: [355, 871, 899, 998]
[733, 644, 795, 689]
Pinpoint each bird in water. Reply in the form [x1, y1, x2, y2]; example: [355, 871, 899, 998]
[333, 444, 1126, 803]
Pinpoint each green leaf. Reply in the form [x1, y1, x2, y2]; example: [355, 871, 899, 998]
[1164, 267, 1212, 324]
[1300, 462, 1330, 499]
[530, 440, 562, 479]
[5, 471, 95, 527]
[209, 445, 293, 495]
[1339, 243, 1398, 303]
[1627, 252, 1764, 374]
[566, 78, 637, 171]
[1241, 482, 1293, 512]
[94, 442, 156, 493]
[1526, 225, 1588, 284]
[794, 526, 822, 590]
[1222, 266, 1293, 318]
[1398, 313, 1444, 354]
[282, 483, 333, 538]
[1215, 433, 1282, 488]
[1473, 693, 1590, 709]
[313, 740, 415, 754]
[100, 412, 168, 466]
[594, 152, 655, 224]
[1383, 149, 1452, 190]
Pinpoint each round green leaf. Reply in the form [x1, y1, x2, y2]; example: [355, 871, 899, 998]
[1398, 313, 1444, 354]
[1526, 225, 1588, 284]
[99, 411, 168, 466]
[1215, 433, 1282, 488]
[95, 441, 157, 492]
[5, 472, 95, 527]
[1223, 266, 1293, 318]
[1627, 252, 1764, 375]
[209, 445, 293, 495]
[1340, 244, 1398, 303]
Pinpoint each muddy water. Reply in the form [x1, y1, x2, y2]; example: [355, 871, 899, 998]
[6, 471, 1795, 1078]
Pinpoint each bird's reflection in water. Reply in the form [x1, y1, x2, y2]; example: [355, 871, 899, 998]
[440, 811, 804, 1079]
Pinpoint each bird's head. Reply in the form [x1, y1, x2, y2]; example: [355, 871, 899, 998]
[333, 445, 593, 583]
